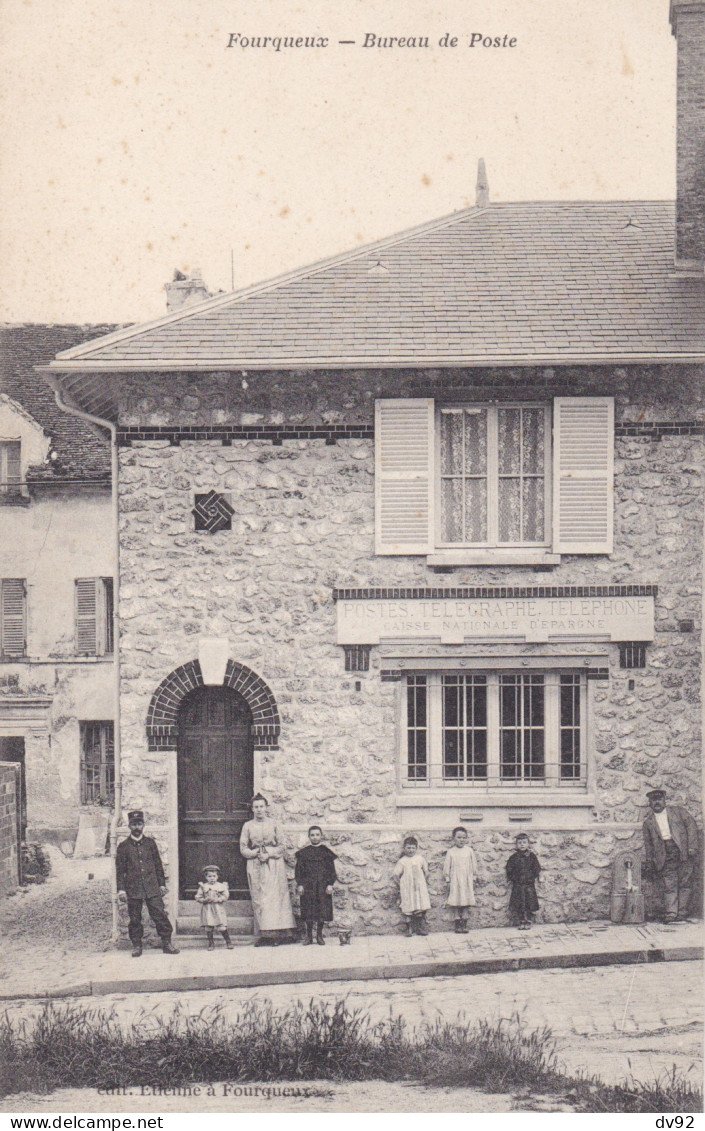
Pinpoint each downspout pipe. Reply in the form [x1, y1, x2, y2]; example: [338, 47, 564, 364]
[43, 376, 122, 943]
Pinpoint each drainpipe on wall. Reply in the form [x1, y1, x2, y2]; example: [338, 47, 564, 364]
[43, 378, 122, 943]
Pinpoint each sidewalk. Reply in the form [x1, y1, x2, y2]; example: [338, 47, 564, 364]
[1, 919, 701, 1001]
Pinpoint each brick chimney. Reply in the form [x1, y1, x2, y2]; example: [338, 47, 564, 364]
[670, 1, 705, 270]
[165, 268, 211, 311]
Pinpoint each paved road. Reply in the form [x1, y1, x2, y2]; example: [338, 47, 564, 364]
[3, 961, 701, 1090]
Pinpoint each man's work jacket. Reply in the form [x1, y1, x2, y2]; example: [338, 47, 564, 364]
[116, 835, 166, 898]
[642, 805, 699, 874]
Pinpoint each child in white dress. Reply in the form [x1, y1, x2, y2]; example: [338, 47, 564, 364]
[443, 826, 479, 934]
[194, 865, 234, 949]
[393, 836, 431, 936]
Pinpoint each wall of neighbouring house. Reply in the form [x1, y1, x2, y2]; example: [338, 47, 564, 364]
[0, 487, 114, 836]
[114, 364, 703, 931]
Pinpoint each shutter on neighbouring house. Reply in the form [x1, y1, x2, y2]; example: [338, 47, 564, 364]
[0, 442, 21, 491]
[1, 579, 26, 656]
[75, 578, 99, 654]
[375, 399, 434, 554]
[553, 398, 614, 554]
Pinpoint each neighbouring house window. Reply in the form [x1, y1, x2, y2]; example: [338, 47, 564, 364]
[0, 441, 22, 496]
[75, 578, 114, 656]
[0, 578, 26, 658]
[404, 671, 586, 788]
[375, 397, 614, 557]
[80, 721, 115, 805]
[439, 406, 548, 546]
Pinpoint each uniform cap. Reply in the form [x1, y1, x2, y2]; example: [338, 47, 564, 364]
[127, 809, 145, 822]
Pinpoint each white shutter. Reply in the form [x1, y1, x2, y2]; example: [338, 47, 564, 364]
[75, 578, 99, 654]
[375, 399, 434, 554]
[1, 579, 26, 656]
[0, 442, 21, 492]
[553, 398, 614, 554]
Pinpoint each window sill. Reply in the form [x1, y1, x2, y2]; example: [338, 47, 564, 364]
[427, 550, 561, 567]
[397, 790, 594, 808]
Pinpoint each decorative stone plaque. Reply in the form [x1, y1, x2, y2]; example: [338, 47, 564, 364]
[336, 596, 655, 645]
[193, 490, 234, 533]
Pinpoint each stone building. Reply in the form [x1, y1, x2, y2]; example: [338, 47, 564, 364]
[43, 2, 703, 934]
[0, 326, 116, 848]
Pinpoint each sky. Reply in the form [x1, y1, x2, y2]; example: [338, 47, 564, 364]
[0, 0, 677, 325]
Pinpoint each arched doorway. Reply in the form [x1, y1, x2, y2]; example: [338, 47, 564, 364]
[177, 686, 253, 899]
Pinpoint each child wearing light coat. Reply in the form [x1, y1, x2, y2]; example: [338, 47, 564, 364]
[194, 864, 235, 949]
[393, 836, 431, 936]
[443, 826, 479, 933]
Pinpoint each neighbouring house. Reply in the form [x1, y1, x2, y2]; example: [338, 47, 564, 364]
[43, 1, 703, 935]
[0, 325, 118, 849]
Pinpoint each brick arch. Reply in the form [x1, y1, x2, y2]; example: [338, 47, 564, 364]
[146, 659, 280, 751]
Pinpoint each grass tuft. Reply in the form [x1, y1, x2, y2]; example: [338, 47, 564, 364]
[0, 1000, 700, 1113]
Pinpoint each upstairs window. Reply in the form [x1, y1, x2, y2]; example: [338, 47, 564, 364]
[80, 721, 115, 805]
[0, 578, 26, 658]
[375, 397, 614, 558]
[75, 578, 114, 656]
[0, 441, 22, 497]
[440, 405, 549, 546]
[404, 670, 586, 788]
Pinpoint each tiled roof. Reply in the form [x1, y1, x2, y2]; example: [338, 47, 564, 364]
[52, 202, 704, 370]
[1, 325, 121, 480]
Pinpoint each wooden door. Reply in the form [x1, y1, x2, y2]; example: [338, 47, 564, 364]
[177, 687, 253, 898]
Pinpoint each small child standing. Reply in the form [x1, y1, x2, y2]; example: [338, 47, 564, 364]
[443, 826, 479, 933]
[295, 825, 338, 946]
[393, 836, 431, 936]
[505, 834, 541, 929]
[194, 865, 234, 949]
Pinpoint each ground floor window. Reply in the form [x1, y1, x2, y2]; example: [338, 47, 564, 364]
[405, 671, 586, 788]
[80, 721, 115, 805]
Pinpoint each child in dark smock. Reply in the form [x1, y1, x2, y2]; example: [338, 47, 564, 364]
[505, 834, 541, 929]
[295, 825, 338, 945]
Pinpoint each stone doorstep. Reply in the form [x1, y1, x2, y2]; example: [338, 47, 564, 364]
[175, 898, 254, 937]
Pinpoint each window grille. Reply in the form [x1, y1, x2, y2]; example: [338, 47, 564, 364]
[80, 721, 115, 805]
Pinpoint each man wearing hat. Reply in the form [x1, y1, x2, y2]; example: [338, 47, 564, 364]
[116, 809, 179, 956]
[642, 790, 699, 922]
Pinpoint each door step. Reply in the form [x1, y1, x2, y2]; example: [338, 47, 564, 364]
[177, 916, 253, 935]
[174, 934, 254, 948]
[178, 899, 252, 917]
[177, 898, 254, 937]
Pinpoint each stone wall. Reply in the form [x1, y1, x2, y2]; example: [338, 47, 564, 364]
[116, 363, 704, 929]
[0, 763, 19, 897]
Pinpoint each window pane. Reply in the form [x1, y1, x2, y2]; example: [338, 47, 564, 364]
[407, 676, 428, 781]
[522, 478, 544, 542]
[441, 478, 464, 543]
[522, 409, 545, 474]
[443, 730, 462, 778]
[498, 408, 521, 474]
[560, 675, 581, 780]
[442, 674, 487, 781]
[500, 674, 545, 782]
[464, 478, 487, 543]
[463, 409, 487, 475]
[440, 411, 464, 474]
[498, 478, 521, 542]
